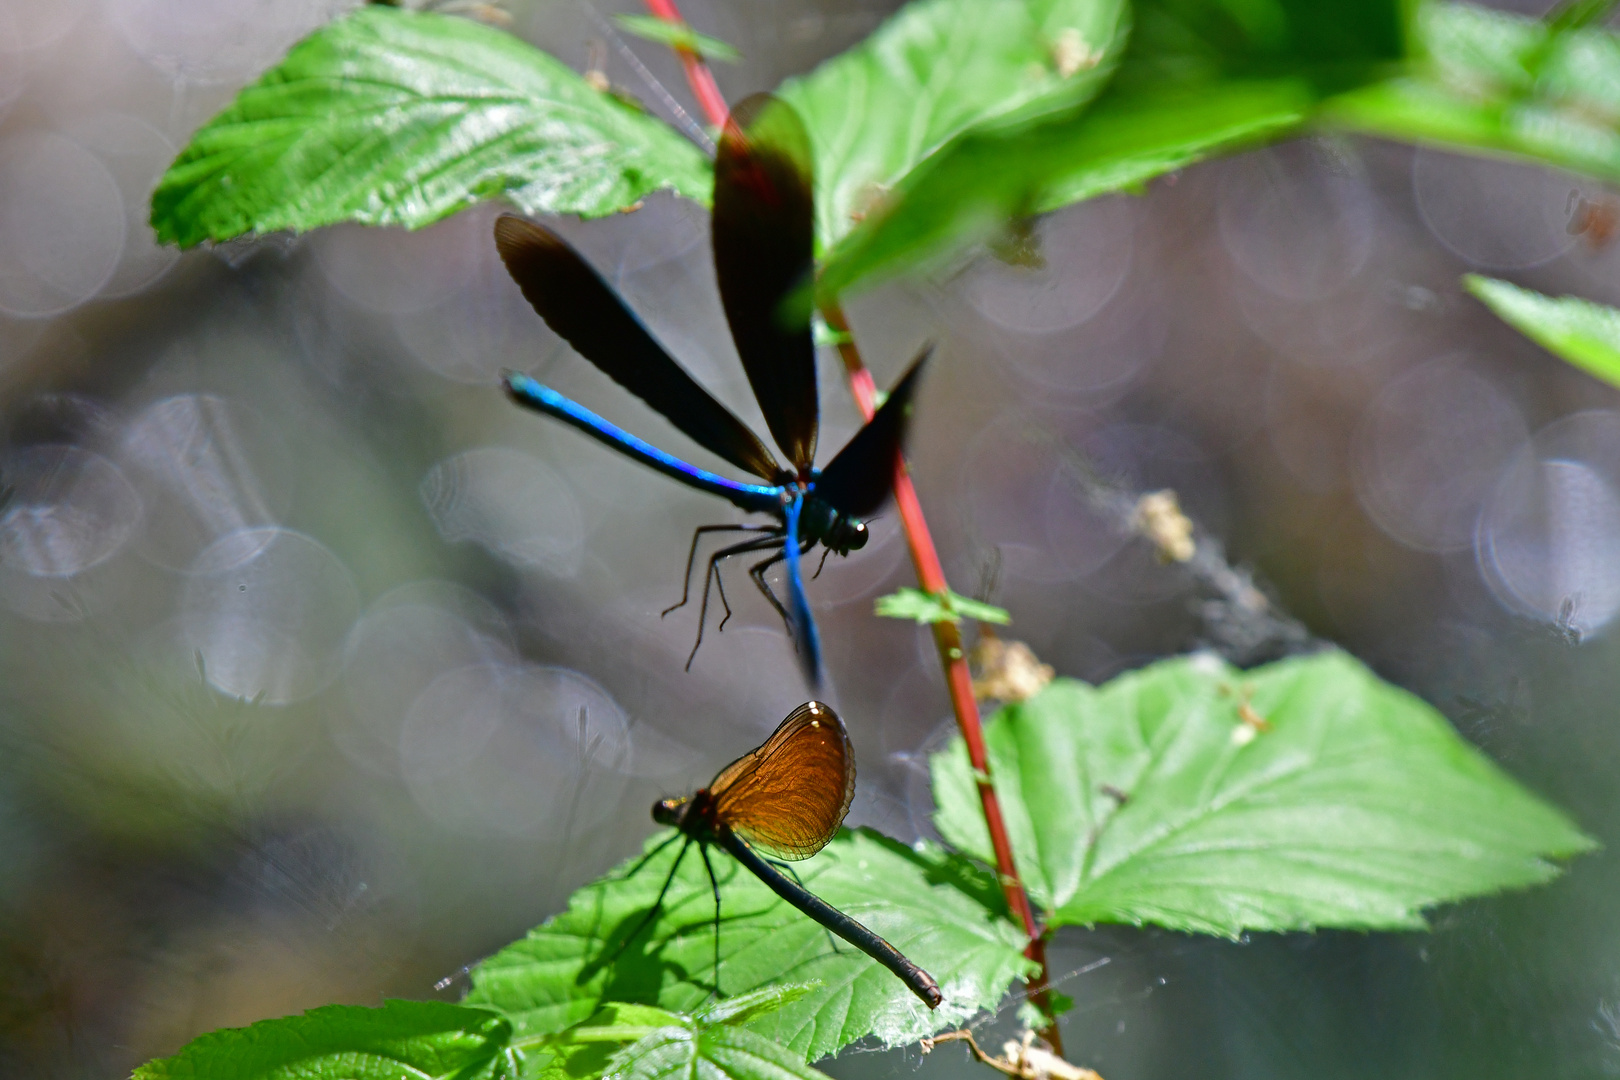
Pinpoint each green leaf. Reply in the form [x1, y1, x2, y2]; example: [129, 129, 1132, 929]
[524, 992, 817, 1080]
[150, 6, 710, 248]
[810, 316, 853, 347]
[133, 1000, 515, 1080]
[1120, 0, 1406, 87]
[694, 984, 821, 1028]
[816, 77, 1313, 296]
[606, 1021, 829, 1080]
[875, 587, 1012, 626]
[1323, 1, 1620, 185]
[613, 15, 742, 63]
[583, 990, 824, 1080]
[464, 828, 1030, 1062]
[778, 0, 1132, 256]
[527, 989, 830, 1080]
[1547, 0, 1619, 35]
[932, 650, 1595, 937]
[808, 0, 1404, 297]
[1030, 79, 1317, 210]
[523, 1003, 681, 1080]
[1465, 275, 1620, 390]
[554, 1002, 688, 1044]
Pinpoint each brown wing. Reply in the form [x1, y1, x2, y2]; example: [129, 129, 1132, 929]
[710, 701, 855, 861]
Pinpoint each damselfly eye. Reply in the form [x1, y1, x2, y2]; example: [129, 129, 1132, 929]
[827, 518, 867, 554]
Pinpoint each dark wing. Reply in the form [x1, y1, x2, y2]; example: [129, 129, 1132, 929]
[713, 93, 819, 472]
[710, 701, 854, 861]
[813, 347, 930, 518]
[495, 214, 781, 482]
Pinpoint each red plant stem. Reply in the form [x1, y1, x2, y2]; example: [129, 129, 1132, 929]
[641, 0, 731, 134]
[822, 313, 1046, 913]
[826, 325, 1038, 933]
[641, 0, 1059, 1052]
[826, 311, 1060, 1052]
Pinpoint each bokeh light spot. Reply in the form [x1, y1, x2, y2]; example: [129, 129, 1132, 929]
[0, 133, 124, 318]
[421, 447, 585, 575]
[181, 527, 360, 704]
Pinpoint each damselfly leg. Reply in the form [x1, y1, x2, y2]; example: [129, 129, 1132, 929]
[684, 532, 786, 670]
[605, 835, 692, 965]
[699, 843, 724, 997]
[747, 540, 815, 636]
[662, 524, 780, 618]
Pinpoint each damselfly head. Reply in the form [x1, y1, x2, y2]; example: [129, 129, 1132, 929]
[828, 517, 868, 554]
[652, 796, 689, 826]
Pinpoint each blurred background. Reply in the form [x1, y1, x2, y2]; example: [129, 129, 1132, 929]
[2, 0, 1619, 1076]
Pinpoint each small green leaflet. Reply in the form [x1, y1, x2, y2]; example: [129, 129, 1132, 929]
[1465, 275, 1620, 391]
[778, 0, 1130, 257]
[613, 15, 742, 63]
[599, 990, 828, 1080]
[150, 6, 710, 248]
[606, 1023, 824, 1080]
[464, 827, 1030, 1063]
[504, 1002, 674, 1080]
[132, 1000, 516, 1080]
[932, 651, 1594, 937]
[875, 587, 1011, 626]
[809, 316, 853, 347]
[524, 990, 820, 1080]
[1322, 2, 1620, 185]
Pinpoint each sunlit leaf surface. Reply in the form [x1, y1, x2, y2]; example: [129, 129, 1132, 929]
[529, 992, 821, 1080]
[811, 0, 1405, 296]
[779, 0, 1130, 255]
[875, 587, 1011, 625]
[1324, 1, 1620, 183]
[603, 995, 831, 1080]
[464, 828, 1029, 1062]
[816, 78, 1313, 296]
[1028, 81, 1315, 210]
[932, 651, 1594, 936]
[1466, 275, 1620, 390]
[150, 7, 711, 248]
[133, 993, 831, 1080]
[133, 1000, 514, 1080]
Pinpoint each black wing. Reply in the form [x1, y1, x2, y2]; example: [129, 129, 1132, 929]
[713, 94, 819, 473]
[494, 215, 782, 482]
[813, 348, 930, 518]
